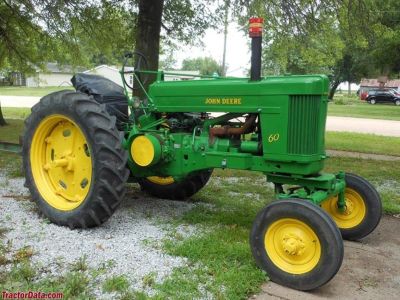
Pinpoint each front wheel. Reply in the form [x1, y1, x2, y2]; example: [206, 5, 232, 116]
[250, 199, 343, 291]
[321, 173, 382, 240]
[369, 98, 376, 104]
[395, 100, 400, 106]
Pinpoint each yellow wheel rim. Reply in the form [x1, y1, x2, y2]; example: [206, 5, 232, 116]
[30, 115, 92, 211]
[147, 176, 175, 185]
[321, 188, 366, 229]
[265, 218, 321, 274]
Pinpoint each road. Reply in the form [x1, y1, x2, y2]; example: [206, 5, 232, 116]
[253, 215, 400, 300]
[1, 95, 400, 137]
[327, 116, 400, 137]
[0, 95, 40, 108]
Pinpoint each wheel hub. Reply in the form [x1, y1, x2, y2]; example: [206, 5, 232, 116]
[265, 218, 321, 274]
[282, 234, 305, 256]
[321, 188, 366, 229]
[30, 115, 92, 210]
[343, 198, 354, 216]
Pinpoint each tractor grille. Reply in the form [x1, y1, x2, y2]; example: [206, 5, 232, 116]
[287, 95, 321, 155]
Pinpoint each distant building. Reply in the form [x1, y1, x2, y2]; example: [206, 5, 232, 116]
[25, 63, 85, 87]
[84, 65, 124, 86]
[9, 63, 201, 88]
[162, 70, 201, 81]
[84, 66, 201, 86]
[359, 78, 400, 93]
[337, 81, 360, 92]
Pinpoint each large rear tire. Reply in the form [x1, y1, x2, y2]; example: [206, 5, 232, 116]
[138, 170, 213, 200]
[23, 90, 129, 228]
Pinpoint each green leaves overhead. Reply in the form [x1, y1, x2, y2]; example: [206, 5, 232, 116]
[181, 56, 223, 76]
[0, 0, 221, 72]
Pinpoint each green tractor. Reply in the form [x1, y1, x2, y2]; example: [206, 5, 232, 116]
[22, 18, 381, 291]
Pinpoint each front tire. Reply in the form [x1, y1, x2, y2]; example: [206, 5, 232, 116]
[395, 100, 400, 106]
[321, 173, 382, 240]
[23, 91, 129, 228]
[250, 199, 343, 291]
[369, 98, 376, 104]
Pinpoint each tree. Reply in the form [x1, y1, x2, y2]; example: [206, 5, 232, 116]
[0, 1, 137, 73]
[134, 0, 221, 85]
[182, 57, 223, 76]
[0, 102, 7, 126]
[236, 1, 382, 97]
[0, 1, 222, 74]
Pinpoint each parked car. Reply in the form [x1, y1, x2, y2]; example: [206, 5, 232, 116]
[366, 89, 400, 105]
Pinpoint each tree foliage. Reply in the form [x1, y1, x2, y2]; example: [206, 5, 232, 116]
[181, 56, 223, 75]
[231, 0, 400, 98]
[0, 0, 221, 74]
[0, 1, 135, 72]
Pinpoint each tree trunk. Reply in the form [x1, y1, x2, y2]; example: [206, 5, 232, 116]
[135, 0, 164, 90]
[0, 102, 8, 126]
[328, 80, 341, 100]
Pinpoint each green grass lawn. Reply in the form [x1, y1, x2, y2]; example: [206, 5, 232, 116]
[1, 107, 31, 119]
[0, 144, 399, 299]
[1, 92, 399, 299]
[326, 131, 400, 156]
[328, 101, 400, 121]
[157, 156, 399, 299]
[0, 86, 73, 97]
[0, 119, 24, 143]
[2, 118, 399, 157]
[1, 92, 400, 122]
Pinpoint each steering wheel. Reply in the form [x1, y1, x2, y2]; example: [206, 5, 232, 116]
[122, 51, 149, 90]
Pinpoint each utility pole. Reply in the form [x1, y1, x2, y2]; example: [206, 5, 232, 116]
[221, 0, 229, 76]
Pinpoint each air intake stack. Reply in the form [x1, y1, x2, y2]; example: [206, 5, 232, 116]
[249, 17, 264, 81]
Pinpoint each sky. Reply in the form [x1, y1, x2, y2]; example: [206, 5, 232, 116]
[174, 22, 250, 77]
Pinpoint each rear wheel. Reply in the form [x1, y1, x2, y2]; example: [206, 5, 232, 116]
[369, 98, 376, 104]
[321, 173, 381, 240]
[395, 100, 400, 106]
[23, 91, 129, 228]
[250, 199, 343, 291]
[138, 169, 212, 200]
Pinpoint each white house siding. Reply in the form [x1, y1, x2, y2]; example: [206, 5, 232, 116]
[84, 66, 201, 87]
[84, 66, 124, 86]
[38, 73, 73, 87]
[25, 76, 39, 87]
[26, 73, 73, 87]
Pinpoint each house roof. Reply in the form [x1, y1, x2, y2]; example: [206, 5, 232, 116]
[360, 78, 400, 88]
[34, 62, 86, 74]
[83, 65, 120, 73]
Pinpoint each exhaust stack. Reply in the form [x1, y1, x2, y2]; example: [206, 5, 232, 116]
[249, 17, 264, 81]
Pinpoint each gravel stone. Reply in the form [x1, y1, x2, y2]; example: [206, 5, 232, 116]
[0, 174, 198, 296]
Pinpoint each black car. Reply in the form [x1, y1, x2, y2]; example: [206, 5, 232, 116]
[366, 89, 400, 105]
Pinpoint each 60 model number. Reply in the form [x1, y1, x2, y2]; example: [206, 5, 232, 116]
[268, 133, 280, 143]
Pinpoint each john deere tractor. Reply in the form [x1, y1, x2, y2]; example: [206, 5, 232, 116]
[22, 18, 381, 290]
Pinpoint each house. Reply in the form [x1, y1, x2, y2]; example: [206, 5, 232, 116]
[84, 65, 124, 86]
[11, 63, 201, 88]
[25, 63, 85, 87]
[359, 77, 400, 94]
[84, 65, 201, 87]
[163, 70, 201, 81]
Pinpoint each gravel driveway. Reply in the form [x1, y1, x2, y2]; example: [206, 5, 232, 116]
[0, 174, 198, 298]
